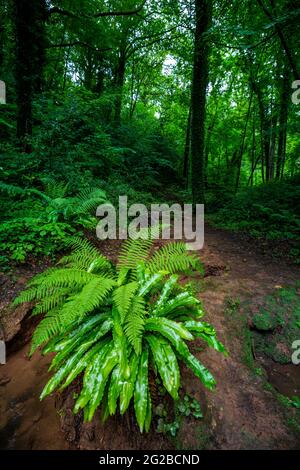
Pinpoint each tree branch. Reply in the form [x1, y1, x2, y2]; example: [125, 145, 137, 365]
[47, 41, 112, 53]
[256, 0, 300, 79]
[93, 1, 146, 18]
[48, 2, 146, 20]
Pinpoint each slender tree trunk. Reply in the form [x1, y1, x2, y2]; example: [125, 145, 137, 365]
[235, 90, 253, 192]
[14, 0, 46, 150]
[190, 0, 212, 204]
[251, 79, 270, 182]
[269, 114, 277, 180]
[62, 46, 71, 91]
[0, 3, 5, 72]
[114, 46, 126, 126]
[276, 63, 290, 178]
[84, 48, 94, 90]
[248, 154, 261, 186]
[250, 111, 256, 186]
[204, 104, 218, 187]
[183, 106, 192, 186]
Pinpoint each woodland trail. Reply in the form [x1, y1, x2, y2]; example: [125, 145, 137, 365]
[0, 225, 299, 450]
[178, 225, 300, 450]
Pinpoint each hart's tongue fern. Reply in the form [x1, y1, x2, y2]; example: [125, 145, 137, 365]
[14, 236, 227, 432]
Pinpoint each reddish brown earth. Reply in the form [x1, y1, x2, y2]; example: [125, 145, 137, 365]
[0, 225, 299, 450]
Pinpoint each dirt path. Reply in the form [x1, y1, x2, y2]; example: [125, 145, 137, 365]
[178, 225, 300, 450]
[0, 225, 299, 450]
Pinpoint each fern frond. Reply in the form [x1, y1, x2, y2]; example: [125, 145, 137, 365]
[60, 237, 112, 273]
[13, 269, 98, 308]
[42, 177, 69, 199]
[117, 225, 164, 274]
[0, 181, 26, 196]
[32, 288, 72, 316]
[152, 275, 179, 314]
[76, 188, 108, 214]
[147, 242, 199, 274]
[28, 268, 97, 290]
[113, 281, 138, 324]
[77, 187, 107, 202]
[31, 310, 62, 354]
[58, 276, 116, 328]
[117, 238, 153, 273]
[124, 297, 145, 354]
[138, 273, 165, 297]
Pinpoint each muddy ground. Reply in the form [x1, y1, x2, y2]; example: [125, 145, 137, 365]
[0, 225, 299, 450]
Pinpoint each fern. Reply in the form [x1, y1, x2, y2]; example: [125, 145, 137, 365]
[31, 288, 72, 315]
[28, 268, 98, 291]
[124, 296, 145, 355]
[59, 276, 115, 323]
[0, 181, 26, 196]
[14, 237, 225, 433]
[60, 237, 112, 273]
[113, 281, 138, 323]
[147, 241, 199, 274]
[30, 276, 115, 350]
[117, 225, 162, 274]
[42, 177, 69, 199]
[31, 310, 62, 354]
[77, 187, 107, 214]
[117, 237, 153, 273]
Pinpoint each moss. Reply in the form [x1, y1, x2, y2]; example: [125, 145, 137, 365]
[223, 297, 258, 371]
[262, 382, 300, 435]
[252, 308, 279, 331]
[250, 285, 300, 364]
[195, 422, 211, 450]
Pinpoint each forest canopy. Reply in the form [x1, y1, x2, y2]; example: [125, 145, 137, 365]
[0, 0, 300, 264]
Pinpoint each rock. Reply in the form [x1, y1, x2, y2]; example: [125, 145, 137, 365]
[0, 376, 11, 386]
[0, 302, 34, 342]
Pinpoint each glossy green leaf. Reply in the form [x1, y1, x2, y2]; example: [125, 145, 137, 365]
[134, 348, 149, 432]
[146, 334, 180, 400]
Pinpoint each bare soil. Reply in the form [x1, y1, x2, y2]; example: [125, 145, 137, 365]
[0, 225, 299, 450]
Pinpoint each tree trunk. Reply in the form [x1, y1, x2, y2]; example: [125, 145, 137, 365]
[190, 0, 212, 205]
[183, 106, 192, 187]
[235, 90, 253, 192]
[113, 46, 127, 126]
[268, 113, 277, 180]
[276, 63, 290, 178]
[84, 48, 94, 91]
[251, 79, 270, 182]
[0, 3, 5, 72]
[14, 0, 46, 150]
[250, 111, 256, 186]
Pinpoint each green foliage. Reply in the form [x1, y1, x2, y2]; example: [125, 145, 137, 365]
[0, 219, 75, 264]
[210, 178, 300, 258]
[289, 396, 300, 409]
[250, 284, 300, 364]
[14, 236, 226, 432]
[156, 394, 203, 438]
[0, 179, 109, 265]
